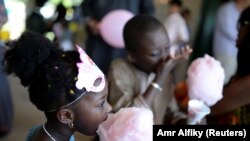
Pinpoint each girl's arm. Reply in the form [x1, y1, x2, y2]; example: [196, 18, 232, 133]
[210, 75, 250, 115]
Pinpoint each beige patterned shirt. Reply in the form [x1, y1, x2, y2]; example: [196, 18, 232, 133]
[108, 59, 186, 124]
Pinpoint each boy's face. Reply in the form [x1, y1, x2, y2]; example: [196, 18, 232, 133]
[131, 28, 170, 73]
[72, 79, 112, 135]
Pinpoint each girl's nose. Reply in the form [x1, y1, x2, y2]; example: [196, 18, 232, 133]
[106, 102, 113, 113]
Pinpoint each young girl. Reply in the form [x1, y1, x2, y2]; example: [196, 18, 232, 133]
[3, 31, 112, 140]
[108, 15, 192, 124]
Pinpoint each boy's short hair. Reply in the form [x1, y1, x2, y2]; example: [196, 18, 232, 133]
[123, 14, 167, 52]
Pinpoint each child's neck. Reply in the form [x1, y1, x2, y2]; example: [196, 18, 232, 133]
[43, 121, 73, 141]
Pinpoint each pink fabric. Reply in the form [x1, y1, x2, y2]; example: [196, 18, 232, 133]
[97, 107, 153, 141]
[75, 45, 105, 92]
[187, 54, 224, 106]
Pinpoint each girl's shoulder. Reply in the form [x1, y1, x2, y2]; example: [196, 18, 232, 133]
[26, 125, 42, 141]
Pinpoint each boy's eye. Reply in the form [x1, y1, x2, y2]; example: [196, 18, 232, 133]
[150, 51, 161, 57]
[165, 47, 170, 52]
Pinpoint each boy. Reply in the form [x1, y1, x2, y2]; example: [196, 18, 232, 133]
[108, 15, 192, 124]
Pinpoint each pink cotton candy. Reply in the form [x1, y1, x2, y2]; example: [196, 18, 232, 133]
[187, 99, 210, 125]
[187, 54, 225, 106]
[97, 107, 153, 141]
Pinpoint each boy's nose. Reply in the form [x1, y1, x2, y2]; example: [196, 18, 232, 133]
[161, 48, 169, 60]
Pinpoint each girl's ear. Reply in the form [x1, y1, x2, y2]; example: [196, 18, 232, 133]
[57, 109, 74, 125]
[127, 52, 136, 63]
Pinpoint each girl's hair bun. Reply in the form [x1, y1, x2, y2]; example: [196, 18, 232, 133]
[4, 31, 57, 86]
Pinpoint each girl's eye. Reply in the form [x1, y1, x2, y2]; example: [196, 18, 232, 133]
[99, 101, 105, 107]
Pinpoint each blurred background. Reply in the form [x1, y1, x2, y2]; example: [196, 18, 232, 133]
[0, 0, 231, 140]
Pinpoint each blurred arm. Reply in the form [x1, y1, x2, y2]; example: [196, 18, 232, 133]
[210, 75, 250, 115]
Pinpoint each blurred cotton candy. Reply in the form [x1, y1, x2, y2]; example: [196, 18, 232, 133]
[187, 99, 210, 125]
[97, 107, 153, 141]
[186, 54, 224, 124]
[187, 54, 225, 106]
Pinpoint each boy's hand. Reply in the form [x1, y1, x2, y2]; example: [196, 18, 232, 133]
[171, 45, 193, 60]
[154, 46, 192, 84]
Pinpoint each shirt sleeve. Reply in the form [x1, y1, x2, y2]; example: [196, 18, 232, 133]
[164, 14, 189, 46]
[177, 17, 189, 43]
[108, 60, 150, 112]
[216, 4, 238, 41]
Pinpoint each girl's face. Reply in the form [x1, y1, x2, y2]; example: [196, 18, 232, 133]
[131, 28, 170, 73]
[237, 21, 250, 48]
[73, 80, 112, 135]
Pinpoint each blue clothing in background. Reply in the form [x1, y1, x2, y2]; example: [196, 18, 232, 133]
[0, 43, 13, 137]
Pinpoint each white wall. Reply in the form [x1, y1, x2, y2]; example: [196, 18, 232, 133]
[154, 0, 202, 46]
